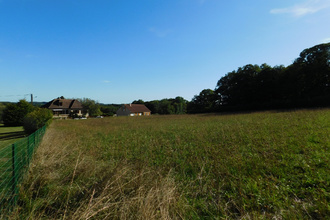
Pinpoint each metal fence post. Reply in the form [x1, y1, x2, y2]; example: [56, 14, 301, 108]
[0, 126, 47, 213]
[33, 132, 36, 149]
[11, 143, 18, 206]
[27, 136, 30, 164]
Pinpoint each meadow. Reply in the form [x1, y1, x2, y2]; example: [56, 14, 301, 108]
[6, 109, 330, 219]
[0, 125, 25, 150]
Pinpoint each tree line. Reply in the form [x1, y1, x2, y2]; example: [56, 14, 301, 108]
[130, 43, 329, 114]
[1, 43, 328, 120]
[189, 42, 330, 113]
[91, 97, 188, 116]
[132, 97, 188, 115]
[1, 100, 52, 134]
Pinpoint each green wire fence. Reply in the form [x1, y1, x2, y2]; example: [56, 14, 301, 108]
[0, 126, 46, 212]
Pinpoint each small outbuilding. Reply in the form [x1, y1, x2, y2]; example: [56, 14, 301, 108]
[116, 104, 151, 116]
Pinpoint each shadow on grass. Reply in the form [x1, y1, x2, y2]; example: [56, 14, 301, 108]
[0, 131, 26, 141]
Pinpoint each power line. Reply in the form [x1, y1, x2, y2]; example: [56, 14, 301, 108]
[0, 94, 34, 98]
[0, 94, 36, 104]
[0, 95, 25, 97]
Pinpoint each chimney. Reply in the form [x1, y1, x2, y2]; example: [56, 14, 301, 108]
[130, 103, 132, 107]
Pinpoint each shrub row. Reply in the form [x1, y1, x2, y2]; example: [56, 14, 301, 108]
[2, 99, 52, 134]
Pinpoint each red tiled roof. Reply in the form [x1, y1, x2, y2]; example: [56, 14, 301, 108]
[124, 104, 151, 113]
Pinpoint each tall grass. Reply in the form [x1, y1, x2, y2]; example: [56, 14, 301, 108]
[6, 109, 330, 219]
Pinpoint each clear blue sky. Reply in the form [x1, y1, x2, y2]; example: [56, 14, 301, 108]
[1, 0, 330, 104]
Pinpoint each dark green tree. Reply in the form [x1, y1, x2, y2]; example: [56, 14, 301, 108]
[214, 42, 330, 111]
[188, 89, 217, 113]
[291, 42, 330, 104]
[173, 96, 188, 114]
[100, 104, 120, 116]
[23, 108, 53, 134]
[0, 103, 7, 123]
[78, 98, 102, 117]
[215, 64, 261, 108]
[3, 100, 35, 126]
[254, 64, 285, 107]
[158, 99, 174, 114]
[145, 100, 160, 114]
[132, 99, 145, 104]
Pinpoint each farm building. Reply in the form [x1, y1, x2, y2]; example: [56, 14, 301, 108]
[42, 98, 88, 119]
[116, 104, 151, 116]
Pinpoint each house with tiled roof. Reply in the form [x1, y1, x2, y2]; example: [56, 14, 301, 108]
[42, 98, 88, 119]
[116, 104, 151, 116]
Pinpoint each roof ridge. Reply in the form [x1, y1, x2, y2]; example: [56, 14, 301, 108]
[69, 99, 75, 109]
[123, 103, 151, 113]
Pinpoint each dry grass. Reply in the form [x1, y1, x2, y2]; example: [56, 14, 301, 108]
[5, 109, 330, 219]
[8, 122, 183, 219]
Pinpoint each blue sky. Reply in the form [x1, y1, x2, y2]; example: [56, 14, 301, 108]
[1, 0, 330, 104]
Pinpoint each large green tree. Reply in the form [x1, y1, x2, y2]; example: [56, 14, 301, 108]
[290, 42, 330, 102]
[0, 103, 7, 123]
[188, 89, 217, 113]
[213, 43, 330, 111]
[173, 96, 188, 114]
[215, 64, 262, 107]
[3, 100, 35, 126]
[100, 104, 121, 116]
[78, 98, 102, 117]
[23, 108, 53, 134]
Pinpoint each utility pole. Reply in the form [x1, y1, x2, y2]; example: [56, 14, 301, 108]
[31, 94, 33, 105]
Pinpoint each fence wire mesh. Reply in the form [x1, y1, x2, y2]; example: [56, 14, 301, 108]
[0, 126, 46, 213]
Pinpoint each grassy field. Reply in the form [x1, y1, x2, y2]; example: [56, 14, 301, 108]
[1, 125, 45, 213]
[6, 109, 330, 219]
[0, 125, 25, 149]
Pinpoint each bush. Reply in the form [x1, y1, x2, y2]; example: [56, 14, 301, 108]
[23, 108, 53, 134]
[0, 103, 6, 123]
[3, 100, 35, 126]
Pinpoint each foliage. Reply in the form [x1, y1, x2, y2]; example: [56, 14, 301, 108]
[188, 42, 330, 113]
[11, 109, 330, 219]
[0, 102, 8, 123]
[290, 43, 330, 101]
[2, 100, 34, 127]
[216, 43, 330, 110]
[78, 98, 102, 117]
[214, 64, 286, 110]
[99, 104, 121, 116]
[133, 96, 188, 114]
[188, 89, 218, 113]
[23, 108, 53, 134]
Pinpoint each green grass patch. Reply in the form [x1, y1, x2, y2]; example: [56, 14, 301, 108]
[1, 127, 46, 215]
[0, 125, 25, 149]
[9, 109, 330, 219]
